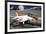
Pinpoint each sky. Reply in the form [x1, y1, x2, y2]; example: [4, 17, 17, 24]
[10, 5, 41, 10]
